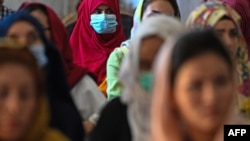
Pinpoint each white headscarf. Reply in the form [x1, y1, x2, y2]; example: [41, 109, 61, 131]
[119, 15, 184, 141]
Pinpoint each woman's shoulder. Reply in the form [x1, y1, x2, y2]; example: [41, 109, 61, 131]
[108, 46, 129, 65]
[90, 97, 130, 141]
[112, 46, 129, 57]
[96, 97, 128, 124]
[42, 128, 70, 141]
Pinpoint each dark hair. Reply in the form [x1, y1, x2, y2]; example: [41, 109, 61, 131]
[22, 4, 48, 17]
[141, 0, 180, 19]
[221, 15, 231, 21]
[170, 30, 233, 86]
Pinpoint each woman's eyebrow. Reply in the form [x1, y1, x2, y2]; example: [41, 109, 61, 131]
[151, 10, 161, 14]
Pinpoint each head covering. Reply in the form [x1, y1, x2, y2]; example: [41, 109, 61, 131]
[150, 30, 250, 141]
[70, 0, 126, 84]
[0, 12, 84, 141]
[186, 1, 250, 116]
[0, 39, 68, 141]
[19, 2, 90, 88]
[130, 0, 144, 38]
[122, 0, 181, 46]
[120, 0, 144, 47]
[119, 15, 184, 141]
[219, 0, 250, 54]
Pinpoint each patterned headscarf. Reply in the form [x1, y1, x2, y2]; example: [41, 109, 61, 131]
[219, 0, 250, 54]
[186, 0, 250, 116]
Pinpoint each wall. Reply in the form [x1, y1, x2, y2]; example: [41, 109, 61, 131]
[4, 0, 79, 18]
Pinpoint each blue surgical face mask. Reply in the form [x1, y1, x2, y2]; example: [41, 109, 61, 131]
[139, 72, 153, 92]
[90, 14, 118, 34]
[29, 44, 48, 67]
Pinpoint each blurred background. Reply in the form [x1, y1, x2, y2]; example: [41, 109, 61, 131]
[3, 0, 205, 23]
[3, 0, 140, 18]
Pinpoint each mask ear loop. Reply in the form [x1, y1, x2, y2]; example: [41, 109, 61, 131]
[28, 44, 48, 68]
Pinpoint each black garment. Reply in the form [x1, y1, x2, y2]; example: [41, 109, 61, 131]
[0, 13, 85, 141]
[121, 14, 133, 39]
[67, 14, 133, 39]
[45, 43, 85, 141]
[66, 21, 76, 37]
[90, 97, 132, 141]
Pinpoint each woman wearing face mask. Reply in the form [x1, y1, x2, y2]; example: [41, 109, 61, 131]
[19, 2, 107, 133]
[70, 0, 126, 95]
[186, 1, 250, 118]
[90, 15, 184, 141]
[0, 12, 84, 141]
[106, 0, 180, 100]
[151, 30, 250, 141]
[0, 39, 68, 141]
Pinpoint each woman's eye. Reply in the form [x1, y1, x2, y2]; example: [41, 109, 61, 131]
[230, 30, 239, 38]
[94, 10, 102, 14]
[189, 81, 202, 91]
[19, 88, 33, 101]
[215, 31, 223, 38]
[19, 92, 28, 101]
[215, 76, 228, 86]
[27, 33, 39, 45]
[7, 34, 18, 41]
[106, 9, 113, 14]
[0, 87, 8, 99]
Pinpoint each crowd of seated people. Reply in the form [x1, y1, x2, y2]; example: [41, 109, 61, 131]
[0, 0, 249, 141]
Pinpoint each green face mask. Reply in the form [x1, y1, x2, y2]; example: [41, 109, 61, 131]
[139, 72, 153, 91]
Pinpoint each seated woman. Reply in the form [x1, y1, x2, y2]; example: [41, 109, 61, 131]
[70, 0, 126, 96]
[19, 2, 107, 133]
[90, 15, 184, 141]
[0, 12, 84, 141]
[0, 38, 68, 141]
[151, 30, 250, 141]
[186, 1, 250, 118]
[219, 0, 250, 53]
[107, 0, 181, 100]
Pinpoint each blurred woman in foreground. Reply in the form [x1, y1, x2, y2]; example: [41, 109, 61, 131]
[0, 12, 84, 140]
[0, 39, 68, 141]
[151, 30, 249, 141]
[186, 1, 250, 117]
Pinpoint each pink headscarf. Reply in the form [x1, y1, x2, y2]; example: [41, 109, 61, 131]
[70, 0, 125, 84]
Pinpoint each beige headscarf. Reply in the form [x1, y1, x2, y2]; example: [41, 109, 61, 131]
[119, 15, 184, 141]
[150, 32, 250, 141]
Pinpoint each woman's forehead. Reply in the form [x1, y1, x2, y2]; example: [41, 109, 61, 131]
[91, 0, 117, 13]
[9, 20, 37, 32]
